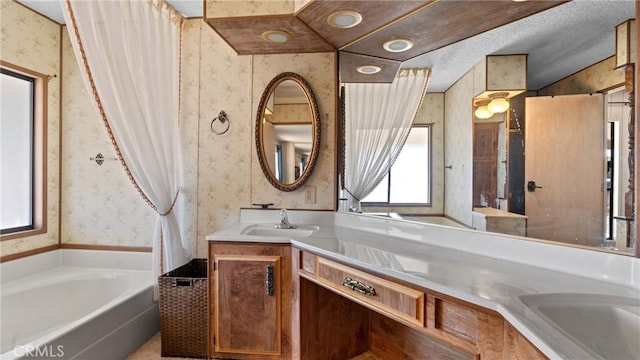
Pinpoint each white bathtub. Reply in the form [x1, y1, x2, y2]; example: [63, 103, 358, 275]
[402, 215, 468, 228]
[0, 249, 159, 360]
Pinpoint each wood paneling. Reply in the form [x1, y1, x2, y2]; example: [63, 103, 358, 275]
[296, 1, 432, 49]
[473, 122, 500, 208]
[300, 278, 370, 360]
[0, 244, 58, 263]
[342, 1, 568, 61]
[300, 250, 317, 273]
[205, 15, 334, 55]
[370, 312, 475, 360]
[504, 323, 549, 360]
[339, 52, 401, 83]
[316, 257, 425, 326]
[475, 311, 504, 358]
[298, 251, 548, 359]
[433, 297, 478, 344]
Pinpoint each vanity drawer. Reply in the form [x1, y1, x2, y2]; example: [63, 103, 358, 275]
[316, 257, 425, 326]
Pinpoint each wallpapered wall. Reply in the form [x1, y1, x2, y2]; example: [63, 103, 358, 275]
[444, 72, 475, 226]
[60, 31, 157, 248]
[538, 56, 624, 96]
[441, 54, 626, 229]
[2, 6, 335, 259]
[3, 3, 619, 259]
[188, 20, 336, 256]
[0, 1, 60, 257]
[204, 0, 314, 17]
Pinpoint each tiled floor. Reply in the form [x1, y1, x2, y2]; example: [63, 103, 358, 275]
[127, 332, 382, 359]
[127, 333, 195, 360]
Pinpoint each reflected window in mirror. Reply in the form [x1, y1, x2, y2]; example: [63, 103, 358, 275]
[363, 125, 431, 205]
[256, 72, 320, 192]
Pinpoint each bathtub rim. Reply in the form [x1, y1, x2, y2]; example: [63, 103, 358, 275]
[1, 248, 152, 285]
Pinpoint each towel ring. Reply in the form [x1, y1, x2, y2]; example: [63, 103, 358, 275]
[210, 110, 230, 135]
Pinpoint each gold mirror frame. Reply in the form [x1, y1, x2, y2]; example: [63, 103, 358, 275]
[256, 72, 321, 192]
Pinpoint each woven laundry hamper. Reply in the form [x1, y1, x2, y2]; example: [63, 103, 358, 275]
[158, 258, 208, 358]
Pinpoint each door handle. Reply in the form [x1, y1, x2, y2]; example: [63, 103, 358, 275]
[527, 181, 543, 192]
[265, 265, 274, 296]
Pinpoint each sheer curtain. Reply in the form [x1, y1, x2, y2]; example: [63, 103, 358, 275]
[62, 0, 189, 281]
[343, 69, 430, 212]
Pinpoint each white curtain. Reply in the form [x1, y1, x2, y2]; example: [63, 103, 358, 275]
[61, 0, 189, 281]
[343, 69, 430, 212]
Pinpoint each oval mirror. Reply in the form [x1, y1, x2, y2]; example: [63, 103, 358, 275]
[256, 72, 320, 191]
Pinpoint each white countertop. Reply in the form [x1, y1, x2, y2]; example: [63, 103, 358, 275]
[207, 210, 640, 360]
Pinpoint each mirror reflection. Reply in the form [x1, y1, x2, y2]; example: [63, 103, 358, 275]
[256, 73, 320, 192]
[263, 80, 313, 183]
[341, 1, 636, 255]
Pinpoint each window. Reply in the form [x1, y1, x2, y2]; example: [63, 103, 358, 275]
[0, 62, 46, 237]
[363, 126, 431, 205]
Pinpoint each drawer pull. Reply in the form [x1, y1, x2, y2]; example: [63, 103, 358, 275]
[342, 277, 376, 296]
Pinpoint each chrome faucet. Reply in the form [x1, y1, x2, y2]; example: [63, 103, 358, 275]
[275, 208, 297, 229]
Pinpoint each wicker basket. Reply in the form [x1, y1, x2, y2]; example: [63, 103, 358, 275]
[159, 258, 208, 358]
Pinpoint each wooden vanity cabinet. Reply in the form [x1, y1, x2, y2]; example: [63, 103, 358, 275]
[297, 250, 548, 360]
[208, 243, 547, 360]
[208, 242, 293, 359]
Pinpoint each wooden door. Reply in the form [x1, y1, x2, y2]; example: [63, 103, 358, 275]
[473, 122, 500, 207]
[214, 254, 281, 356]
[525, 94, 604, 246]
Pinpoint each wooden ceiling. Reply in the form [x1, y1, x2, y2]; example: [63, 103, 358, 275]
[205, 0, 569, 83]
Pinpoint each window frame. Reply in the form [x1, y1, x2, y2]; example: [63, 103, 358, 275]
[0, 61, 47, 240]
[362, 124, 433, 207]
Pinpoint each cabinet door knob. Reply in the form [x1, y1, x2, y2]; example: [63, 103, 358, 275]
[265, 265, 274, 296]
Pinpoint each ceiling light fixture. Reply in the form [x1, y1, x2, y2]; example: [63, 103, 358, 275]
[356, 65, 382, 74]
[262, 30, 291, 44]
[474, 100, 494, 119]
[383, 38, 414, 53]
[487, 92, 510, 113]
[327, 10, 362, 29]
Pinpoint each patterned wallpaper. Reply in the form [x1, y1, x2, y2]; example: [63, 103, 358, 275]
[192, 19, 253, 257]
[538, 56, 625, 95]
[205, 0, 293, 17]
[444, 71, 475, 226]
[272, 104, 312, 124]
[1, 4, 627, 260]
[188, 21, 336, 257]
[250, 53, 337, 213]
[0, 1, 60, 257]
[60, 30, 156, 248]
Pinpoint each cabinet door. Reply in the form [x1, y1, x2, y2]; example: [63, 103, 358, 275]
[214, 254, 281, 356]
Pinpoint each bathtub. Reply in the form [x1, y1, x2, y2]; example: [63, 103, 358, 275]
[401, 215, 468, 229]
[0, 249, 159, 359]
[364, 212, 468, 229]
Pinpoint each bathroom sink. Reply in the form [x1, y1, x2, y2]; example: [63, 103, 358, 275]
[519, 293, 640, 359]
[241, 225, 318, 238]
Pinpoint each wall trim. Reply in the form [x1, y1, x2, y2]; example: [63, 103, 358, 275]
[59, 243, 152, 252]
[0, 244, 58, 263]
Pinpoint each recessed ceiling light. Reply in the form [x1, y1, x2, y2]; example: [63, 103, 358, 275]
[383, 38, 414, 53]
[262, 30, 291, 44]
[327, 10, 363, 29]
[356, 65, 382, 75]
